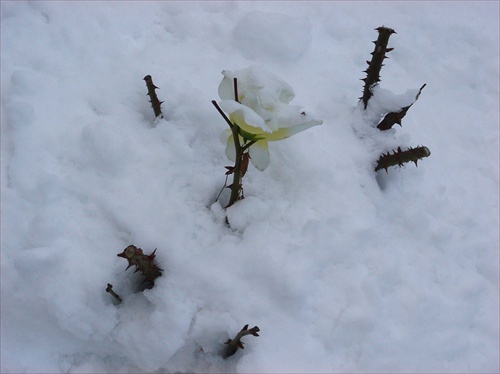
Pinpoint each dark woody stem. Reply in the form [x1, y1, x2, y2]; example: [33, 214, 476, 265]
[143, 75, 164, 118]
[234, 77, 240, 103]
[213, 77, 258, 208]
[227, 123, 244, 207]
[211, 101, 256, 208]
[106, 283, 123, 304]
[241, 140, 256, 152]
[226, 133, 256, 208]
[211, 100, 234, 129]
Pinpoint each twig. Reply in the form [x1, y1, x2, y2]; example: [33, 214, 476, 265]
[106, 283, 123, 304]
[221, 324, 260, 359]
[143, 75, 164, 118]
[226, 123, 244, 207]
[212, 78, 258, 208]
[212, 101, 255, 208]
[375, 145, 431, 172]
[361, 26, 396, 109]
[377, 84, 426, 130]
[215, 174, 230, 203]
[233, 77, 240, 103]
[212, 100, 234, 128]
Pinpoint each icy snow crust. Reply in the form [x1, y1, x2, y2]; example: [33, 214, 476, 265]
[1, 1, 499, 373]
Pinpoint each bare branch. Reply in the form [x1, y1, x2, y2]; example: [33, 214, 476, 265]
[144, 75, 164, 118]
[106, 283, 123, 304]
[221, 324, 260, 358]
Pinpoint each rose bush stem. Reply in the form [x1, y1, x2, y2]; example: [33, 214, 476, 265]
[226, 124, 243, 207]
[143, 75, 164, 118]
[211, 100, 241, 207]
[212, 100, 256, 208]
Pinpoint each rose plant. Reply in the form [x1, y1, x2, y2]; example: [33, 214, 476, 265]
[212, 66, 322, 207]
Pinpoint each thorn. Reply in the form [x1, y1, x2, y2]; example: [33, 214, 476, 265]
[238, 342, 245, 349]
[386, 47, 394, 52]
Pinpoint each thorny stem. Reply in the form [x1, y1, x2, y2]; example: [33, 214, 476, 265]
[227, 123, 244, 207]
[143, 75, 164, 118]
[376, 83, 426, 131]
[361, 27, 396, 109]
[212, 78, 256, 208]
[375, 145, 430, 172]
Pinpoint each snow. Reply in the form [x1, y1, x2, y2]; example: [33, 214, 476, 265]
[1, 1, 499, 373]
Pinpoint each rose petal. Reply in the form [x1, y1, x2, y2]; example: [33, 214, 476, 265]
[249, 140, 270, 171]
[219, 100, 269, 134]
[224, 132, 236, 162]
[218, 71, 237, 100]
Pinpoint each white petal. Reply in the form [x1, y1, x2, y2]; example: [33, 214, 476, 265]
[249, 141, 270, 171]
[219, 100, 268, 133]
[265, 104, 323, 136]
[220, 128, 232, 144]
[223, 131, 236, 162]
[218, 71, 237, 100]
[235, 65, 295, 104]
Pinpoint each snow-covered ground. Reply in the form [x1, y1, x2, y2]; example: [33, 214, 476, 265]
[1, 1, 498, 373]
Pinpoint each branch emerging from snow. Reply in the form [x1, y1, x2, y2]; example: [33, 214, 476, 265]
[377, 84, 426, 130]
[375, 145, 431, 172]
[361, 26, 396, 109]
[220, 324, 260, 359]
[144, 75, 164, 118]
[106, 283, 123, 304]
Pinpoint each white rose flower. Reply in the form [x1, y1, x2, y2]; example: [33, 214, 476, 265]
[218, 66, 322, 171]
